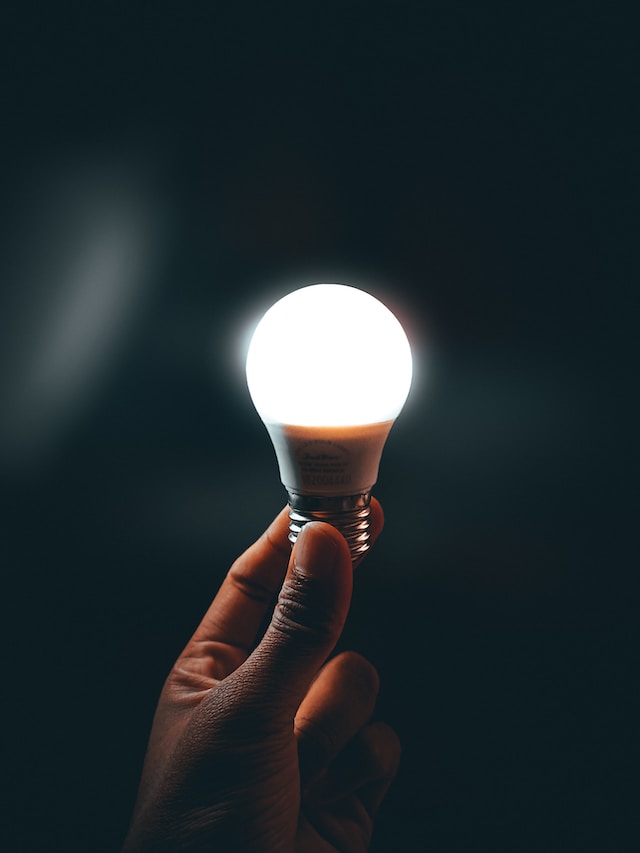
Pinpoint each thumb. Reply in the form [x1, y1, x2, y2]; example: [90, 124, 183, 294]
[238, 521, 353, 718]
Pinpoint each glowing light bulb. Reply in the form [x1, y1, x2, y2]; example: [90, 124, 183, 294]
[246, 283, 413, 561]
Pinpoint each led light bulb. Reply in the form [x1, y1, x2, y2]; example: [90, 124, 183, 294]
[246, 283, 413, 561]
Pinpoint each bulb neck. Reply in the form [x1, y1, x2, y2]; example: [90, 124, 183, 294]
[287, 491, 372, 563]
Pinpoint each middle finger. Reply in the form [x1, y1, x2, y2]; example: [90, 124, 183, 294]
[295, 650, 380, 786]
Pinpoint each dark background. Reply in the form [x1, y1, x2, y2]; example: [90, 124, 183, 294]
[1, 2, 637, 851]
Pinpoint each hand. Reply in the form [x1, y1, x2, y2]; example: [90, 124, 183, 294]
[123, 500, 400, 852]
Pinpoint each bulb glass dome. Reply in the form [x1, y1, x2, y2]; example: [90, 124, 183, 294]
[246, 284, 412, 427]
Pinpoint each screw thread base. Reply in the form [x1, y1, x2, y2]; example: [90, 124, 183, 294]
[286, 492, 372, 563]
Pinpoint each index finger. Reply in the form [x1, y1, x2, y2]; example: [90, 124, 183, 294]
[191, 505, 292, 652]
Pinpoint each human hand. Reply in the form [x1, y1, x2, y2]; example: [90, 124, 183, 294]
[122, 500, 400, 852]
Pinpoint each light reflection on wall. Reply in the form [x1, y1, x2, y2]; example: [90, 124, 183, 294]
[0, 160, 166, 467]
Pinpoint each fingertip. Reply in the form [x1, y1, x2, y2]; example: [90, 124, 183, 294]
[293, 520, 351, 579]
[369, 497, 384, 544]
[247, 504, 292, 567]
[267, 504, 294, 544]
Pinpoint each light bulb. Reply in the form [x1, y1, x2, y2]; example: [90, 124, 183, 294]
[246, 283, 413, 561]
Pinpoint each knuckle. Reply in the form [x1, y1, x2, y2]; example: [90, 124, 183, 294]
[362, 721, 402, 777]
[295, 713, 336, 756]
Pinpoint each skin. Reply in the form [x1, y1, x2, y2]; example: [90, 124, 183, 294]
[122, 499, 401, 852]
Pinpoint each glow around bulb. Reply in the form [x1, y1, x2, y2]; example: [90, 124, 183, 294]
[245, 283, 413, 560]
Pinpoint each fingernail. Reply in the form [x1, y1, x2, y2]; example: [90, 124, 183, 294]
[294, 522, 339, 578]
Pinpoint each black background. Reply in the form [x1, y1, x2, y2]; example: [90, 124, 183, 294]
[1, 3, 637, 851]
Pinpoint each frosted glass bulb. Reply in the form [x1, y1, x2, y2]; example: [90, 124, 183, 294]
[246, 283, 413, 560]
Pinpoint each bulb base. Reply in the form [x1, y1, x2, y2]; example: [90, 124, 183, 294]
[287, 491, 372, 563]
